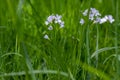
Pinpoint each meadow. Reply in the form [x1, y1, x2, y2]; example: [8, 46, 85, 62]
[0, 0, 120, 80]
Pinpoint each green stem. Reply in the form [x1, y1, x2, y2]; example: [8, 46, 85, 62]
[86, 25, 90, 65]
[96, 24, 99, 68]
[86, 24, 91, 80]
[115, 0, 120, 79]
[15, 34, 18, 53]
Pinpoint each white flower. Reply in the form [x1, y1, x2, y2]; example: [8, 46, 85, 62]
[104, 15, 108, 20]
[99, 17, 107, 24]
[89, 13, 94, 20]
[45, 21, 49, 25]
[94, 17, 101, 23]
[45, 14, 65, 28]
[47, 15, 55, 23]
[55, 19, 62, 23]
[60, 24, 64, 28]
[99, 18, 107, 24]
[83, 9, 88, 16]
[45, 15, 55, 25]
[58, 20, 62, 23]
[89, 8, 101, 21]
[60, 21, 64, 28]
[48, 25, 53, 30]
[98, 15, 115, 24]
[80, 18, 85, 25]
[55, 14, 62, 21]
[44, 34, 50, 40]
[90, 8, 101, 17]
[107, 15, 115, 23]
[81, 8, 115, 24]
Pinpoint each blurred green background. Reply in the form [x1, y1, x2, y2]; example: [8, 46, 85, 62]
[0, 0, 120, 80]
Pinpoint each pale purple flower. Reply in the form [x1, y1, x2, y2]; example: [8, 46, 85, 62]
[89, 13, 94, 20]
[104, 16, 109, 20]
[98, 15, 115, 24]
[54, 14, 62, 24]
[60, 24, 64, 28]
[81, 8, 115, 24]
[44, 34, 49, 40]
[55, 19, 62, 23]
[89, 8, 101, 21]
[47, 15, 55, 23]
[107, 15, 115, 23]
[45, 14, 64, 28]
[99, 16, 108, 24]
[83, 9, 88, 16]
[90, 8, 101, 17]
[58, 20, 62, 23]
[60, 21, 64, 28]
[48, 25, 53, 30]
[94, 17, 101, 23]
[55, 14, 62, 21]
[80, 18, 85, 25]
[99, 18, 107, 24]
[45, 15, 55, 25]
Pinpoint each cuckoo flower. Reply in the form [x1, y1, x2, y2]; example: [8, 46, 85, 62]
[80, 18, 85, 25]
[83, 9, 88, 16]
[80, 8, 115, 25]
[44, 34, 50, 40]
[107, 15, 115, 23]
[45, 14, 64, 30]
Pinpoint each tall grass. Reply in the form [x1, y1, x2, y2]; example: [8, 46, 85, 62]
[0, 0, 120, 80]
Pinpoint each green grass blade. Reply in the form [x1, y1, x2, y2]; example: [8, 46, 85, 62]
[80, 61, 111, 80]
[68, 68, 75, 80]
[22, 42, 36, 80]
[0, 70, 69, 78]
[91, 47, 118, 58]
[1, 52, 23, 58]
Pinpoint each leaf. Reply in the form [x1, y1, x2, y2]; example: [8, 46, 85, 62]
[1, 52, 23, 58]
[22, 42, 36, 80]
[91, 47, 118, 58]
[0, 70, 69, 78]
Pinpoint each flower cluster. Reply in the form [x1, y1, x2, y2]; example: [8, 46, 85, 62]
[44, 14, 64, 40]
[80, 8, 115, 25]
[43, 9, 115, 40]
[45, 14, 64, 30]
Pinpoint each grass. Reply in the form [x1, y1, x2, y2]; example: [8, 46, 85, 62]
[0, 0, 120, 80]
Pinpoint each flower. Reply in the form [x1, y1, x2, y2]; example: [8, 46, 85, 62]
[89, 13, 95, 20]
[90, 8, 101, 17]
[81, 8, 115, 24]
[89, 8, 101, 21]
[80, 18, 85, 25]
[48, 25, 53, 30]
[94, 17, 101, 23]
[83, 9, 88, 16]
[99, 18, 107, 24]
[44, 34, 50, 40]
[107, 15, 115, 23]
[60, 21, 64, 28]
[47, 15, 55, 23]
[95, 15, 115, 24]
[55, 14, 62, 21]
[45, 21, 49, 25]
[45, 14, 64, 29]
